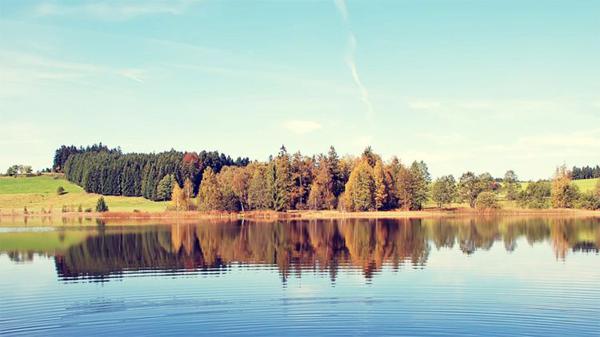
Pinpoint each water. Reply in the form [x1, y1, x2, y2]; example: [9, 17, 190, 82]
[1, 217, 599, 336]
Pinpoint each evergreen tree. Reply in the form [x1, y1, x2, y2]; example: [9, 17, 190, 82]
[272, 146, 292, 211]
[156, 174, 176, 201]
[95, 197, 109, 212]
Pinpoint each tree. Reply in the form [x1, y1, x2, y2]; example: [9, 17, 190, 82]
[328, 146, 344, 197]
[170, 183, 185, 211]
[551, 165, 579, 208]
[248, 164, 272, 210]
[197, 167, 223, 211]
[475, 191, 500, 210]
[396, 165, 415, 210]
[373, 160, 387, 210]
[344, 160, 375, 211]
[290, 152, 314, 209]
[6, 165, 19, 176]
[95, 197, 109, 212]
[503, 170, 521, 201]
[518, 180, 551, 208]
[56, 186, 66, 195]
[458, 172, 482, 208]
[156, 174, 176, 201]
[272, 146, 293, 211]
[308, 155, 335, 210]
[431, 175, 456, 208]
[410, 161, 430, 210]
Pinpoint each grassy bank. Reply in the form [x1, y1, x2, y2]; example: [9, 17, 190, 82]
[0, 175, 167, 214]
[1, 175, 598, 219]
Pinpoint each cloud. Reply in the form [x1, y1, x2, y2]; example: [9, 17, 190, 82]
[119, 69, 145, 83]
[282, 120, 322, 135]
[0, 51, 147, 86]
[33, 0, 201, 20]
[334, 0, 348, 21]
[334, 0, 374, 121]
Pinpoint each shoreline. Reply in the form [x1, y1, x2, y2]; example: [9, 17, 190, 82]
[1, 207, 599, 222]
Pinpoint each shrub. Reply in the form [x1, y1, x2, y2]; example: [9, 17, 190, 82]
[517, 180, 551, 209]
[475, 192, 500, 210]
[56, 186, 66, 195]
[576, 192, 600, 210]
[95, 197, 109, 212]
[84, 208, 93, 213]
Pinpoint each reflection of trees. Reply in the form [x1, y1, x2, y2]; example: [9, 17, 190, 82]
[51, 217, 600, 282]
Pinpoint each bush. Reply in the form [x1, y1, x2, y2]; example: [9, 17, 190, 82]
[56, 186, 66, 195]
[84, 208, 93, 213]
[476, 192, 500, 210]
[517, 180, 551, 209]
[95, 197, 109, 212]
[576, 192, 600, 210]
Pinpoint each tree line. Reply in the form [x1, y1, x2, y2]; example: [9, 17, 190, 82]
[56, 144, 249, 201]
[571, 165, 600, 180]
[53, 144, 600, 211]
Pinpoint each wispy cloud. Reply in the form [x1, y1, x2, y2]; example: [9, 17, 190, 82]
[334, 0, 374, 121]
[283, 120, 322, 135]
[0, 51, 147, 86]
[33, 0, 201, 20]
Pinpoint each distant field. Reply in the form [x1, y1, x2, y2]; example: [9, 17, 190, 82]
[521, 178, 598, 193]
[0, 175, 168, 214]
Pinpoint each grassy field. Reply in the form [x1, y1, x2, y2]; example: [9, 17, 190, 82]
[0, 175, 168, 214]
[520, 178, 599, 193]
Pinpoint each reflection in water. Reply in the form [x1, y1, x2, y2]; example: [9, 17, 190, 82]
[2, 217, 599, 282]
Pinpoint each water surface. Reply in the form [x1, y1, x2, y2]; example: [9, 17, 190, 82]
[1, 217, 599, 336]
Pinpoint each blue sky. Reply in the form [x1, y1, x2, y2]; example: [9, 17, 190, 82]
[1, 0, 599, 179]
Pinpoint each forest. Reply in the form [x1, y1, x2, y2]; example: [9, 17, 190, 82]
[53, 144, 600, 212]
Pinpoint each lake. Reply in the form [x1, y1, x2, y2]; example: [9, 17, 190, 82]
[1, 217, 599, 336]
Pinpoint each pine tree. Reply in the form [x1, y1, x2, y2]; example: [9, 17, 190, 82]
[273, 146, 292, 211]
[95, 197, 109, 212]
[156, 174, 176, 201]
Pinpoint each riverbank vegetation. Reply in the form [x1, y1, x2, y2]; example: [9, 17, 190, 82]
[1, 144, 599, 216]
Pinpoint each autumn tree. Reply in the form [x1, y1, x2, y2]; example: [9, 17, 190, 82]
[503, 170, 521, 201]
[373, 160, 387, 210]
[198, 167, 223, 211]
[344, 160, 375, 211]
[551, 165, 579, 208]
[308, 155, 335, 210]
[431, 175, 456, 208]
[290, 152, 314, 209]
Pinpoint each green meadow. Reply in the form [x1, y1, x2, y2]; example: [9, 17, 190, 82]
[0, 175, 168, 214]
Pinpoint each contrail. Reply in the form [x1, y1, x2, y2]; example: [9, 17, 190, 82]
[334, 0, 374, 120]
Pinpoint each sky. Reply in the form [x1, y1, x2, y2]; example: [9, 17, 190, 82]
[1, 0, 599, 180]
